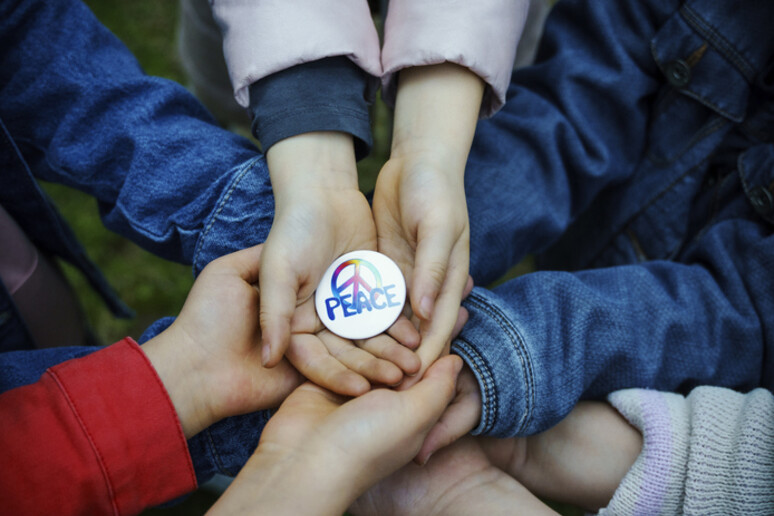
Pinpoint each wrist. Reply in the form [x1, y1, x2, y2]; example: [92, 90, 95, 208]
[266, 131, 359, 201]
[216, 445, 359, 515]
[142, 328, 216, 438]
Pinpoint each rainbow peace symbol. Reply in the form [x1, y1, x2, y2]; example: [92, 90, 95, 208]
[330, 258, 383, 302]
[315, 250, 406, 340]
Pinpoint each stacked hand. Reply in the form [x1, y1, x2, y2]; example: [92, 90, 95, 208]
[259, 132, 422, 396]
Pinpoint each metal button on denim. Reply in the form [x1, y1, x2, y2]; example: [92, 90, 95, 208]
[665, 59, 691, 87]
[750, 186, 774, 217]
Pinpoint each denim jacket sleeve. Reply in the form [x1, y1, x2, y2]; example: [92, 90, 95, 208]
[465, 0, 673, 286]
[453, 215, 772, 438]
[0, 0, 272, 269]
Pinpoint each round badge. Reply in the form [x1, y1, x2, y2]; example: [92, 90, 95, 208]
[315, 250, 406, 340]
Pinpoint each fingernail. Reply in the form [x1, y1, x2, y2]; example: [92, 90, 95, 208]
[419, 296, 434, 319]
[261, 343, 271, 367]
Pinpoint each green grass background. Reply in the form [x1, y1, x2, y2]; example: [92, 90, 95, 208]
[49, 2, 577, 514]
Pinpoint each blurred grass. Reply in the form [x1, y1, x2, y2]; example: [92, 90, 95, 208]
[48, 2, 578, 515]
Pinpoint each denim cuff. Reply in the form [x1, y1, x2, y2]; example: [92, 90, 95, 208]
[192, 156, 275, 276]
[451, 287, 535, 438]
[187, 410, 274, 485]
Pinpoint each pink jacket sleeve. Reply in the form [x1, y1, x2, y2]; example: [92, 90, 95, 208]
[211, 0, 382, 108]
[382, 0, 529, 118]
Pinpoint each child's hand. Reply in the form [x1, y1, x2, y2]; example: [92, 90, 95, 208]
[478, 401, 643, 513]
[208, 356, 463, 516]
[259, 132, 378, 367]
[415, 362, 482, 464]
[285, 298, 421, 396]
[353, 437, 558, 516]
[374, 63, 483, 384]
[143, 245, 303, 438]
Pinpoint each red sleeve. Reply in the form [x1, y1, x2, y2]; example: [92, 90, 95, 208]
[0, 338, 197, 515]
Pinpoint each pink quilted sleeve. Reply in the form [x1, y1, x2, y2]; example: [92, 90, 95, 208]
[211, 0, 382, 107]
[382, 0, 529, 117]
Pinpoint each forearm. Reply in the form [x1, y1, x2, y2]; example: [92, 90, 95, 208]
[433, 468, 559, 516]
[391, 63, 484, 164]
[454, 259, 764, 438]
[1, 0, 261, 265]
[209, 447, 359, 516]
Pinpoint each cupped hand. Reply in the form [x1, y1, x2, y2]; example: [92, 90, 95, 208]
[352, 437, 558, 516]
[208, 355, 463, 516]
[260, 132, 421, 392]
[143, 244, 303, 438]
[375, 63, 483, 383]
[373, 154, 470, 385]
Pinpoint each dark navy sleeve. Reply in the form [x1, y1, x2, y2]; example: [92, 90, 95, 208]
[249, 56, 376, 160]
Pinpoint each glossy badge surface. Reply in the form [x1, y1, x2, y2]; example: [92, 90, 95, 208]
[315, 250, 406, 340]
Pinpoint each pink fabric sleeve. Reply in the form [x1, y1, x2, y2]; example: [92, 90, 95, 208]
[211, 0, 382, 108]
[382, 0, 529, 118]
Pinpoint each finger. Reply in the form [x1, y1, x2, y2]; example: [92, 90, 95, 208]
[286, 334, 370, 396]
[411, 225, 460, 320]
[386, 315, 421, 350]
[415, 239, 469, 372]
[321, 332, 405, 387]
[289, 297, 326, 334]
[259, 250, 299, 367]
[206, 244, 264, 284]
[359, 333, 421, 376]
[397, 355, 463, 433]
[451, 307, 469, 341]
[463, 275, 474, 299]
[414, 391, 480, 465]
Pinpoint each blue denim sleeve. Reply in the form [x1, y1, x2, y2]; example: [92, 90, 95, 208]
[465, 0, 673, 285]
[453, 219, 772, 438]
[249, 56, 375, 161]
[0, 0, 268, 265]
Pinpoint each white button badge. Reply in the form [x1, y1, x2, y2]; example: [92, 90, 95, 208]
[315, 250, 406, 340]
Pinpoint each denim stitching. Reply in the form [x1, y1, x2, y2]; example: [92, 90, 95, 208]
[465, 292, 535, 435]
[680, 5, 755, 81]
[452, 340, 497, 433]
[193, 157, 261, 271]
[204, 428, 235, 477]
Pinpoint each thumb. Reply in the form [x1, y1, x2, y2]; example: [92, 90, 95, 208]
[411, 228, 456, 320]
[398, 355, 463, 432]
[258, 252, 300, 367]
[209, 244, 264, 284]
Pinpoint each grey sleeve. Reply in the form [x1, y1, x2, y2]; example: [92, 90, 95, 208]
[248, 56, 376, 160]
[600, 387, 774, 516]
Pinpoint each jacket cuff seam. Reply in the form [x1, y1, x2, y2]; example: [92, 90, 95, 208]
[464, 291, 536, 436]
[47, 369, 120, 516]
[451, 340, 498, 435]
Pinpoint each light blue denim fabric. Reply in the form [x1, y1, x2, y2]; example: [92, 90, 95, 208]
[454, 0, 774, 437]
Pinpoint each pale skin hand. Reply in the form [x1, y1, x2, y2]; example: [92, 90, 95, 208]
[352, 437, 558, 516]
[375, 63, 484, 385]
[259, 131, 421, 395]
[207, 355, 464, 516]
[478, 401, 644, 513]
[142, 245, 303, 438]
